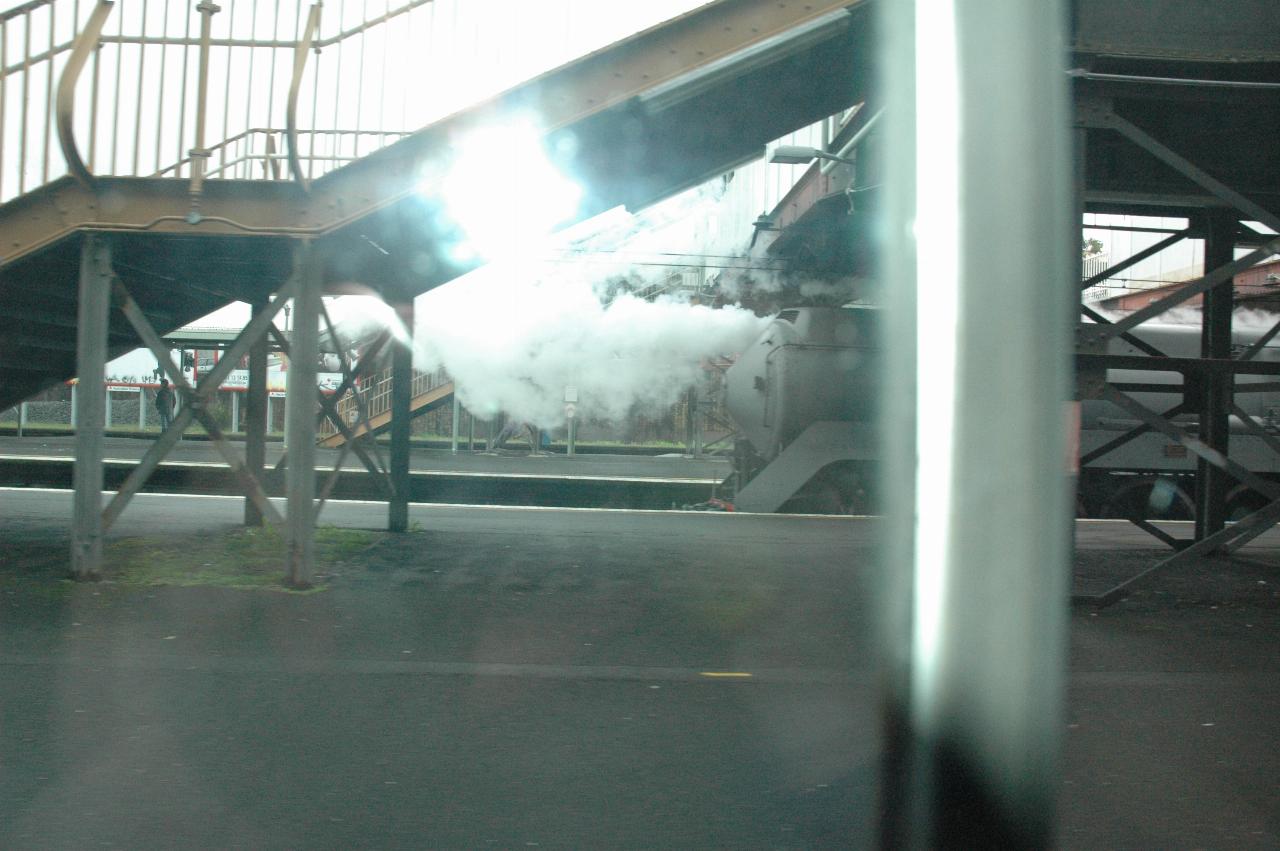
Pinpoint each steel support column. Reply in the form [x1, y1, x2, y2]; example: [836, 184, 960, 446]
[72, 235, 111, 579]
[1195, 211, 1237, 539]
[244, 298, 269, 526]
[388, 301, 414, 532]
[878, 0, 1072, 846]
[286, 244, 321, 586]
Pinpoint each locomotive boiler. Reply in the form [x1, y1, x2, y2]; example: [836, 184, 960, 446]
[724, 305, 879, 513]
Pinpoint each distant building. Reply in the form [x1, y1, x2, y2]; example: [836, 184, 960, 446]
[1095, 257, 1280, 313]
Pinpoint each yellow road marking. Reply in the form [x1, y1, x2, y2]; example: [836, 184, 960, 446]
[699, 672, 753, 678]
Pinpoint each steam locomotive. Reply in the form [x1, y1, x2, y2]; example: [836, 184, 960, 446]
[725, 306, 1280, 517]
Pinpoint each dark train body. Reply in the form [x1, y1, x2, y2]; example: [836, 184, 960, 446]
[725, 306, 1280, 517]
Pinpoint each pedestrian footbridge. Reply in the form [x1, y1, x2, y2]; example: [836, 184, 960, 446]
[0, 0, 872, 410]
[0, 0, 874, 581]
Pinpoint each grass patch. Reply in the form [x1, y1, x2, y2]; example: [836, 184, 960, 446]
[107, 525, 381, 593]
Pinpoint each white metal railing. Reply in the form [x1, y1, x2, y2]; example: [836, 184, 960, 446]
[1082, 252, 1111, 281]
[1, 0, 712, 205]
[154, 127, 411, 181]
[319, 363, 450, 438]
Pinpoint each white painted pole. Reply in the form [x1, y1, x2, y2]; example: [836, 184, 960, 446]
[450, 393, 461, 453]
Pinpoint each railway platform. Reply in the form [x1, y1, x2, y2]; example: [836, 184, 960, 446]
[0, 435, 731, 510]
[0, 493, 1275, 848]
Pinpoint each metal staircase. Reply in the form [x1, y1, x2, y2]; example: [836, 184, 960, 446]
[0, 0, 874, 582]
[317, 366, 453, 448]
[0, 0, 872, 412]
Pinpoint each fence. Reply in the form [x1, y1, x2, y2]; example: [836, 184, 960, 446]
[319, 363, 449, 438]
[1, 384, 249, 431]
[1, 0, 712, 204]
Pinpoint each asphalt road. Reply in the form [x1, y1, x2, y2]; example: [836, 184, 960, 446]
[1, 491, 1277, 848]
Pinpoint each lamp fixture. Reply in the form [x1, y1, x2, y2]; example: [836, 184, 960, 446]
[768, 144, 856, 166]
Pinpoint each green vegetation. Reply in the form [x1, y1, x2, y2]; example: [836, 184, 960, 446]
[106, 525, 381, 593]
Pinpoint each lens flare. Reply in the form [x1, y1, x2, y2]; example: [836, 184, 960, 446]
[432, 117, 583, 263]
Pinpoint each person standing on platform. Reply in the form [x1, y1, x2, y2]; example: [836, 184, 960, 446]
[154, 377, 175, 433]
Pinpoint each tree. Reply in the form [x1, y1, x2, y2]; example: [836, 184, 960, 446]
[1082, 237, 1104, 257]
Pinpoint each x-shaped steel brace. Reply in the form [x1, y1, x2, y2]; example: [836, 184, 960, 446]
[314, 304, 395, 513]
[1079, 98, 1280, 343]
[270, 320, 395, 510]
[1104, 384, 1280, 504]
[102, 275, 299, 531]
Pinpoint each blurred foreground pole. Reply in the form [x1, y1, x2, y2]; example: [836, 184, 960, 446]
[877, 1, 1073, 848]
[286, 242, 320, 586]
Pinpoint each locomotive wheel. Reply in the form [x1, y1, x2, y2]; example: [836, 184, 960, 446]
[1225, 487, 1271, 522]
[1100, 476, 1194, 521]
[780, 480, 848, 515]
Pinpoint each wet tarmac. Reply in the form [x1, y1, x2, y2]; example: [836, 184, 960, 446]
[0, 491, 1275, 848]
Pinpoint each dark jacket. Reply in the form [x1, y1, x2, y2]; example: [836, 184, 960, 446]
[155, 385, 175, 413]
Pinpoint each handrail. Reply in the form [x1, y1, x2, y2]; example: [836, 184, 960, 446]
[0, 1, 52, 25]
[286, 3, 323, 191]
[55, 0, 114, 189]
[9, 0, 831, 207]
[154, 128, 410, 177]
[313, 0, 433, 49]
[321, 364, 453, 438]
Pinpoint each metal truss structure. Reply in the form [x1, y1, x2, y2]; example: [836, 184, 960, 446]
[1075, 94, 1280, 604]
[69, 235, 414, 587]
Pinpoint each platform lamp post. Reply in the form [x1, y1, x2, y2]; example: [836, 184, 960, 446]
[767, 144, 856, 167]
[565, 386, 579, 456]
[450, 392, 461, 453]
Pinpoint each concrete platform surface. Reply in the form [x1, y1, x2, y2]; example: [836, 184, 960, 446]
[0, 435, 731, 483]
[0, 493, 1276, 849]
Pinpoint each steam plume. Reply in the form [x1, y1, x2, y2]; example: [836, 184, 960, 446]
[413, 262, 766, 427]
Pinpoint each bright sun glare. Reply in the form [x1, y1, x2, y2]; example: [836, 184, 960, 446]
[433, 117, 584, 264]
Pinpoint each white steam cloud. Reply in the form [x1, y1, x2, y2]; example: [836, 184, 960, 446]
[403, 179, 780, 427]
[413, 264, 766, 427]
